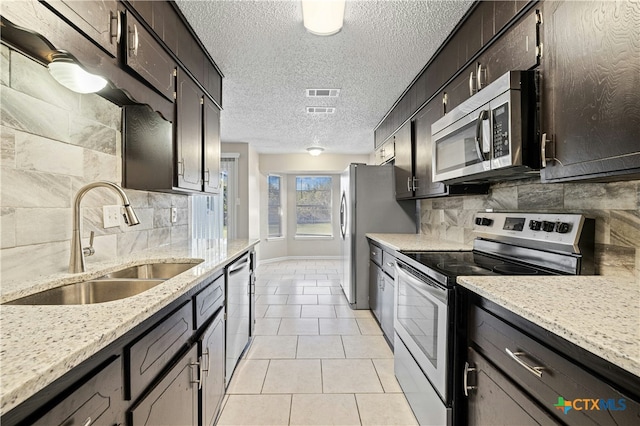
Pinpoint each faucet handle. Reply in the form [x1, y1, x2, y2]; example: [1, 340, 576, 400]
[83, 231, 95, 257]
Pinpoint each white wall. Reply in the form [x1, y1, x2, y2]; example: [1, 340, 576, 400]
[258, 153, 370, 262]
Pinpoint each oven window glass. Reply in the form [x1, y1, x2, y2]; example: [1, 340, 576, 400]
[434, 121, 482, 174]
[396, 279, 440, 369]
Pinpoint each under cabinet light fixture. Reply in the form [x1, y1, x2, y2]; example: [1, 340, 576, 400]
[48, 53, 107, 94]
[307, 146, 325, 156]
[302, 0, 346, 36]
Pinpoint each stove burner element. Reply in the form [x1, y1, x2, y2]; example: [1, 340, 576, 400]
[436, 263, 488, 275]
[493, 264, 539, 275]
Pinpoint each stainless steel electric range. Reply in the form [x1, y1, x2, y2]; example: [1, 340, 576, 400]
[393, 212, 595, 426]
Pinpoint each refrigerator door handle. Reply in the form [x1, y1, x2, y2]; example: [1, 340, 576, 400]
[340, 191, 347, 239]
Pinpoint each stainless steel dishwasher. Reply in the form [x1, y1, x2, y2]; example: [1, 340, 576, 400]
[225, 252, 251, 386]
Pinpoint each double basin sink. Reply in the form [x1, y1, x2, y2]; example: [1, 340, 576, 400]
[4, 262, 200, 306]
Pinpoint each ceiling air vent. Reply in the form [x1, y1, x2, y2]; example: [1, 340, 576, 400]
[306, 88, 340, 98]
[306, 106, 336, 114]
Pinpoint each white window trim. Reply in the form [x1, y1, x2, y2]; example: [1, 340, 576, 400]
[267, 173, 285, 239]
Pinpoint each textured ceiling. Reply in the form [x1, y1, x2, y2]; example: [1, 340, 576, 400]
[175, 0, 474, 154]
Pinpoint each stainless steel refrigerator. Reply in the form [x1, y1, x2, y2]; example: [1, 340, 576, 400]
[339, 164, 416, 309]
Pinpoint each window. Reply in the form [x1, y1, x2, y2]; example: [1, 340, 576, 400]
[268, 175, 283, 238]
[295, 176, 332, 237]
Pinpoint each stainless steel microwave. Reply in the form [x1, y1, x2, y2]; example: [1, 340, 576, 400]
[431, 70, 539, 184]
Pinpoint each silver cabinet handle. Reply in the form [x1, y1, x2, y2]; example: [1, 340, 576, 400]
[442, 92, 448, 114]
[468, 71, 476, 96]
[406, 176, 411, 192]
[540, 132, 558, 168]
[386, 262, 394, 268]
[204, 169, 210, 184]
[83, 417, 92, 426]
[476, 63, 486, 91]
[129, 23, 139, 56]
[411, 176, 418, 191]
[463, 361, 477, 397]
[190, 361, 202, 389]
[110, 10, 121, 44]
[505, 348, 544, 378]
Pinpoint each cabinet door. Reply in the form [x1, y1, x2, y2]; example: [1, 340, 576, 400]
[413, 100, 448, 198]
[380, 273, 395, 341]
[129, 345, 199, 426]
[203, 97, 221, 194]
[33, 357, 124, 426]
[201, 310, 225, 426]
[44, 0, 119, 57]
[541, 0, 640, 182]
[176, 70, 204, 191]
[475, 6, 540, 91]
[393, 122, 414, 200]
[368, 261, 382, 323]
[124, 12, 176, 101]
[466, 347, 557, 426]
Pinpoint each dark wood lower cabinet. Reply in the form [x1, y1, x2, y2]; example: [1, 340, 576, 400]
[466, 347, 557, 426]
[33, 357, 125, 426]
[128, 345, 199, 426]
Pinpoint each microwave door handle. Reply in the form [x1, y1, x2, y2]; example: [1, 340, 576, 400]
[475, 110, 489, 161]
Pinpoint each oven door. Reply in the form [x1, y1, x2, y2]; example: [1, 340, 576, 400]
[432, 102, 492, 183]
[394, 261, 450, 403]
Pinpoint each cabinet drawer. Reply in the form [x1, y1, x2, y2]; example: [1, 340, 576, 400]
[127, 301, 193, 400]
[369, 243, 383, 267]
[382, 251, 396, 277]
[34, 357, 124, 426]
[194, 273, 225, 329]
[470, 306, 639, 425]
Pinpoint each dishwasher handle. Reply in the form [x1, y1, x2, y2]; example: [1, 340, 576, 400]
[228, 256, 250, 275]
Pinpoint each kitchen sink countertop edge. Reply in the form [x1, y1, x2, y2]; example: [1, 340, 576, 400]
[457, 275, 640, 379]
[0, 238, 258, 416]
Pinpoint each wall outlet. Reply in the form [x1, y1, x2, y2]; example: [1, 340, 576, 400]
[171, 207, 178, 223]
[103, 205, 121, 228]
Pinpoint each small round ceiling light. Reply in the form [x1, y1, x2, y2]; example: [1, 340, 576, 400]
[307, 146, 325, 156]
[48, 54, 107, 94]
[302, 0, 346, 36]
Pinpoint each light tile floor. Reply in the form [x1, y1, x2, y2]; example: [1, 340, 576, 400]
[217, 259, 418, 426]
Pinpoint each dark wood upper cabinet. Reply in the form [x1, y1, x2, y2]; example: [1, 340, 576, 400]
[176, 69, 204, 192]
[393, 122, 413, 200]
[203, 97, 222, 194]
[124, 11, 176, 101]
[413, 99, 447, 199]
[43, 0, 120, 57]
[540, 0, 640, 182]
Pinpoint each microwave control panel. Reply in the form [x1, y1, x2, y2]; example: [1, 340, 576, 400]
[492, 102, 510, 158]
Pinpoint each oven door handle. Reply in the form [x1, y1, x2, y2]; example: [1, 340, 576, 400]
[475, 110, 489, 162]
[395, 263, 448, 304]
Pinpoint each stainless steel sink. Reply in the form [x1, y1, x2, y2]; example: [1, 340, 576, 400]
[3, 262, 200, 305]
[98, 262, 198, 279]
[4, 279, 165, 305]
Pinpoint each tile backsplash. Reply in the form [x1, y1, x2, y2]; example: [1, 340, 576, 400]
[0, 47, 190, 283]
[419, 179, 640, 280]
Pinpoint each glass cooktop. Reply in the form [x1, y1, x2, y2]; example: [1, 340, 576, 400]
[399, 251, 555, 286]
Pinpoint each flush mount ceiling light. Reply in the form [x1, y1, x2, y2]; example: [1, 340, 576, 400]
[48, 53, 107, 94]
[307, 146, 325, 156]
[302, 0, 346, 36]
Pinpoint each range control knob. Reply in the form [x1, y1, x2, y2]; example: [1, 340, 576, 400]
[529, 220, 542, 231]
[542, 221, 556, 232]
[556, 222, 572, 234]
[475, 217, 494, 226]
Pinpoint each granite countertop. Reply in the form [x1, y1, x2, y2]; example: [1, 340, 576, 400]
[457, 275, 640, 378]
[0, 238, 258, 416]
[366, 233, 473, 252]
